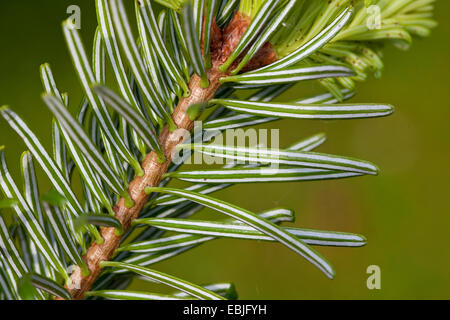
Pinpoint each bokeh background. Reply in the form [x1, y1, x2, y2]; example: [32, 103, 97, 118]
[0, 1, 449, 299]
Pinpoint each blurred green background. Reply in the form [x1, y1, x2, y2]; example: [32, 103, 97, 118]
[1, 1, 449, 299]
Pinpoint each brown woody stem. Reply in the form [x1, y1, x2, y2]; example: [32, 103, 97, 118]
[60, 12, 276, 300]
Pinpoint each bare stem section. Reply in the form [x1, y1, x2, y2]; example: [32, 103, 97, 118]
[62, 12, 276, 300]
